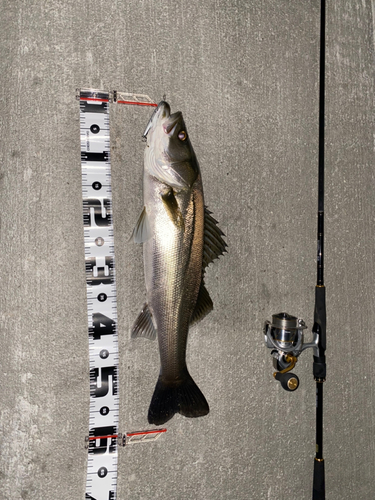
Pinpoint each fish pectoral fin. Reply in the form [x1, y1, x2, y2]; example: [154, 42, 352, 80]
[190, 281, 214, 325]
[131, 206, 151, 243]
[161, 189, 185, 231]
[202, 206, 227, 268]
[131, 303, 157, 340]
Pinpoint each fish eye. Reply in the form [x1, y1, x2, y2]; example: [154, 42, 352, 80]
[178, 131, 187, 141]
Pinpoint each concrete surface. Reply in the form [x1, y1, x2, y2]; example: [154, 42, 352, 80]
[1, 0, 374, 499]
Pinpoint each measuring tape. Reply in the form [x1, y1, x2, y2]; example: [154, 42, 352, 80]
[78, 89, 163, 500]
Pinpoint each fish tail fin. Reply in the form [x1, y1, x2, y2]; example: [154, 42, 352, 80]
[147, 377, 179, 426]
[148, 372, 209, 425]
[177, 372, 210, 419]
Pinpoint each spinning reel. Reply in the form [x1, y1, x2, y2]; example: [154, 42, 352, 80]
[264, 312, 319, 391]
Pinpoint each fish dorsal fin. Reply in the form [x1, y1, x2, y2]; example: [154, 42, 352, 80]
[190, 281, 213, 325]
[131, 206, 151, 243]
[131, 303, 157, 340]
[202, 207, 227, 269]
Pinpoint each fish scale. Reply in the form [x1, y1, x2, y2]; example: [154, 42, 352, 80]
[151, 187, 201, 378]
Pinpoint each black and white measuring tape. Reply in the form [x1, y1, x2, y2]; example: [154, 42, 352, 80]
[78, 89, 165, 500]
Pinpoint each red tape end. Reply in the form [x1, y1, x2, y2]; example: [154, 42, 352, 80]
[117, 100, 157, 107]
[88, 434, 118, 440]
[80, 97, 109, 102]
[126, 429, 167, 437]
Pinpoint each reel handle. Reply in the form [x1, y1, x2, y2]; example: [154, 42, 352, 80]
[274, 372, 300, 392]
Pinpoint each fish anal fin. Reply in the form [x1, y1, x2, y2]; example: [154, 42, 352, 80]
[131, 303, 157, 340]
[190, 281, 213, 325]
[131, 206, 151, 243]
[203, 206, 227, 268]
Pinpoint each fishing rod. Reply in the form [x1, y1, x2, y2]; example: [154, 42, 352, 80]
[263, 1, 326, 499]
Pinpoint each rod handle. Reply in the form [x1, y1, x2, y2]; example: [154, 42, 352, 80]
[312, 458, 325, 499]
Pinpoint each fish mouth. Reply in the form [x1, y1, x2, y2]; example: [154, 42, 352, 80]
[162, 111, 182, 136]
[143, 101, 171, 138]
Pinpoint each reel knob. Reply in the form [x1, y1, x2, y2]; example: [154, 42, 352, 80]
[274, 372, 300, 392]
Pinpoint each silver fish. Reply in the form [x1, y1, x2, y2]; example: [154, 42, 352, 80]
[131, 101, 226, 425]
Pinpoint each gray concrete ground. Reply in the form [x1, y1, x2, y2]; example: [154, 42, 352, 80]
[1, 1, 374, 499]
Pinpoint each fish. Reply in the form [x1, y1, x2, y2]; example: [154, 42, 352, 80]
[131, 101, 227, 425]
